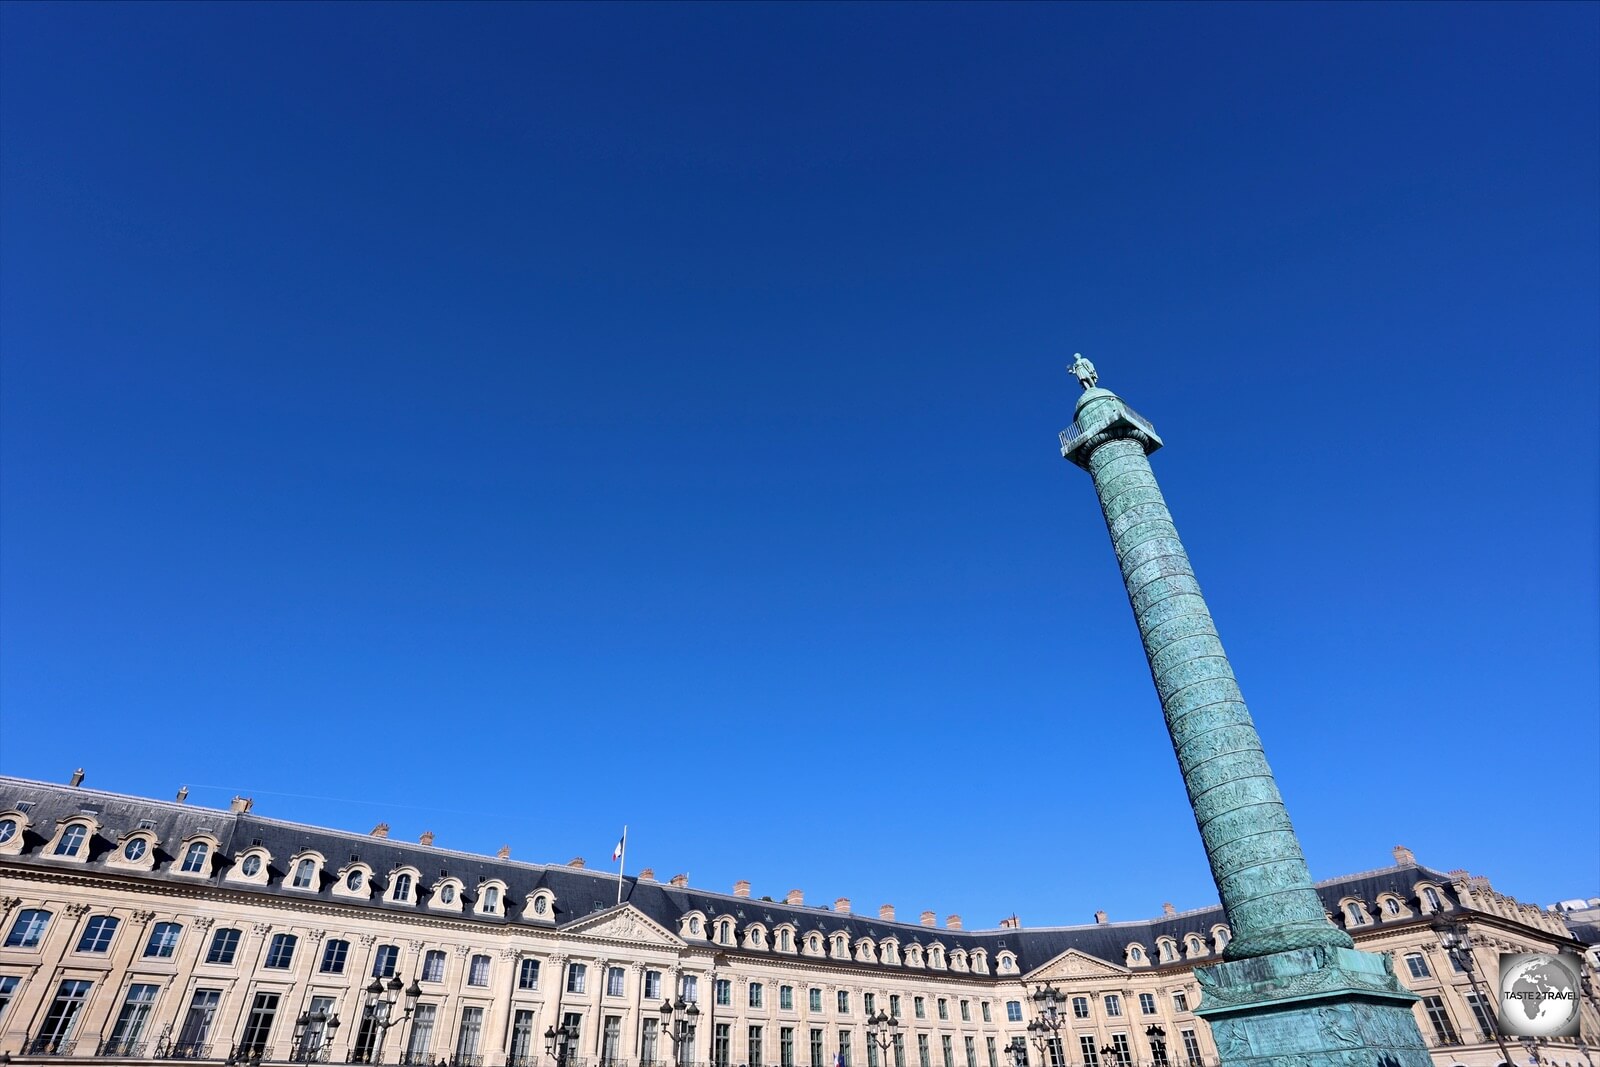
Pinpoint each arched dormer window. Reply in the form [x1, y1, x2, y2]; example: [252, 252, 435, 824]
[525, 889, 557, 921]
[831, 933, 849, 959]
[928, 943, 946, 969]
[678, 911, 706, 940]
[1342, 900, 1368, 927]
[175, 832, 220, 877]
[905, 943, 924, 968]
[970, 947, 988, 973]
[1156, 937, 1178, 963]
[287, 852, 324, 890]
[225, 847, 272, 885]
[950, 948, 968, 971]
[427, 878, 464, 911]
[390, 871, 416, 903]
[0, 810, 29, 857]
[805, 933, 824, 957]
[854, 938, 876, 963]
[715, 918, 735, 946]
[476, 881, 506, 916]
[332, 862, 375, 900]
[1185, 935, 1206, 958]
[995, 950, 1017, 974]
[55, 822, 91, 858]
[880, 938, 900, 965]
[1127, 944, 1147, 966]
[1418, 885, 1444, 913]
[109, 830, 158, 871]
[773, 925, 796, 953]
[1211, 925, 1231, 953]
[744, 924, 767, 950]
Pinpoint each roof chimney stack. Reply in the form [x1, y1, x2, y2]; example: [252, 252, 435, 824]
[833, 897, 851, 914]
[69, 768, 84, 787]
[879, 904, 896, 921]
[497, 844, 511, 859]
[638, 868, 655, 882]
[945, 914, 962, 930]
[1392, 844, 1416, 866]
[371, 823, 390, 838]
[1162, 902, 1176, 917]
[999, 915, 1020, 929]
[230, 796, 254, 814]
[786, 889, 804, 905]
[670, 873, 689, 888]
[419, 830, 435, 846]
[1094, 910, 1108, 924]
[734, 880, 752, 898]
[920, 910, 936, 927]
[175, 786, 188, 804]
[568, 856, 586, 868]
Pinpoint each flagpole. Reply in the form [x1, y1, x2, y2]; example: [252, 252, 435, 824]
[616, 825, 627, 906]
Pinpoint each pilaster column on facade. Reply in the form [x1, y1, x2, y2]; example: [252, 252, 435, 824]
[1058, 367, 1432, 1066]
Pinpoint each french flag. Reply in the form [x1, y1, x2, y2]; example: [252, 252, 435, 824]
[612, 829, 626, 862]
[834, 1054, 845, 1067]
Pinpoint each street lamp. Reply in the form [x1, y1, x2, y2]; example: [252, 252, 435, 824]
[1143, 1026, 1167, 1067]
[658, 998, 701, 1067]
[866, 1012, 899, 1067]
[545, 1020, 582, 1067]
[293, 1009, 341, 1063]
[1431, 912, 1515, 1067]
[1025, 985, 1064, 1065]
[359, 976, 422, 1064]
[1001, 1038, 1028, 1067]
[1098, 1043, 1121, 1067]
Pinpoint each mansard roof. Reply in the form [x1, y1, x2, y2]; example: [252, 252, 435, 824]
[0, 775, 1466, 977]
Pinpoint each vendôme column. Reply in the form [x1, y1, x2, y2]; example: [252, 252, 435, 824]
[1058, 355, 1431, 1067]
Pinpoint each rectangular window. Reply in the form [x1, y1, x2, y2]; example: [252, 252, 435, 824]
[469, 954, 490, 986]
[1421, 996, 1458, 1044]
[781, 986, 795, 1011]
[106, 983, 159, 1056]
[509, 1011, 535, 1067]
[176, 989, 221, 1055]
[264, 933, 296, 969]
[752, 983, 765, 1009]
[645, 970, 662, 1001]
[320, 939, 349, 974]
[869, 1040, 880, 1067]
[239, 992, 280, 1057]
[1078, 1037, 1100, 1067]
[1109, 1035, 1131, 1067]
[981, 1003, 991, 1024]
[914, 997, 926, 1020]
[810, 989, 823, 1013]
[917, 1035, 930, 1067]
[681, 975, 699, 1003]
[568, 963, 588, 994]
[810, 1029, 825, 1067]
[180, 842, 208, 872]
[1180, 1030, 1201, 1067]
[205, 928, 241, 965]
[717, 979, 732, 1007]
[890, 995, 901, 1019]
[1465, 992, 1495, 1036]
[5, 908, 50, 949]
[941, 1035, 953, 1067]
[607, 966, 626, 997]
[1405, 954, 1432, 980]
[1138, 993, 1156, 1015]
[1149, 1033, 1170, 1067]
[781, 1027, 795, 1067]
[937, 999, 948, 1021]
[1103, 995, 1122, 1018]
[519, 958, 540, 990]
[840, 1030, 853, 1067]
[749, 1025, 764, 1067]
[372, 944, 399, 978]
[76, 915, 120, 953]
[837, 990, 850, 1014]
[1046, 1039, 1064, 1067]
[640, 1019, 659, 1067]
[412, 1005, 443, 1063]
[603, 1016, 622, 1066]
[0, 975, 21, 1025]
[455, 1007, 484, 1062]
[959, 1001, 970, 1023]
[984, 1038, 996, 1067]
[1006, 1002, 1022, 1023]
[144, 921, 181, 958]
[964, 1036, 977, 1067]
[893, 1035, 906, 1067]
[299, 996, 337, 1059]
[36, 979, 93, 1052]
[864, 994, 876, 1016]
[423, 950, 447, 983]
[1172, 992, 1188, 1014]
[1071, 997, 1089, 1020]
[714, 1024, 731, 1067]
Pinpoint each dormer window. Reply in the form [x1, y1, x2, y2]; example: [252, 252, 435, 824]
[347, 870, 364, 892]
[483, 886, 500, 913]
[123, 838, 148, 862]
[293, 858, 317, 888]
[0, 819, 16, 846]
[394, 874, 413, 902]
[181, 842, 209, 873]
[56, 824, 89, 857]
[1384, 897, 1400, 916]
[441, 885, 456, 904]
[1422, 887, 1443, 911]
[240, 854, 262, 877]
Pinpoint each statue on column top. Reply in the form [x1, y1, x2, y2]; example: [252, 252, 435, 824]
[1069, 353, 1098, 391]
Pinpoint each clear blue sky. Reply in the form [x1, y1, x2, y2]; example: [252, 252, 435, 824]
[2, 3, 1596, 927]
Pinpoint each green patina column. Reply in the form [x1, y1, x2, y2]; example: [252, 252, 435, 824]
[1058, 355, 1432, 1067]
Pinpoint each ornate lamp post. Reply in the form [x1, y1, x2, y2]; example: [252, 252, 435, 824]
[1024, 986, 1064, 1065]
[1098, 1042, 1122, 1067]
[1144, 1026, 1168, 1067]
[545, 1020, 582, 1067]
[357, 976, 421, 1064]
[658, 998, 701, 1067]
[866, 1012, 899, 1067]
[293, 1008, 341, 1063]
[1001, 1038, 1028, 1067]
[1430, 911, 1515, 1066]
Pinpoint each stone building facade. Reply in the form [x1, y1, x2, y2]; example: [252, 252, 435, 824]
[0, 779, 1591, 1067]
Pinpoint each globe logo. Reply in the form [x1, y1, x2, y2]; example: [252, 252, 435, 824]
[1497, 952, 1581, 1037]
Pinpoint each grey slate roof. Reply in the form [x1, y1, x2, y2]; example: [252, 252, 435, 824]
[0, 776, 1465, 978]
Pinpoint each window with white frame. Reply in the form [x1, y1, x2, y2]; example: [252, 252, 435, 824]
[55, 824, 89, 857]
[205, 928, 241, 965]
[750, 983, 764, 1009]
[644, 970, 660, 1000]
[264, 933, 297, 969]
[716, 979, 731, 1006]
[1103, 995, 1122, 1018]
[606, 966, 625, 997]
[181, 842, 209, 873]
[1138, 993, 1156, 1015]
[1071, 996, 1089, 1019]
[519, 958, 540, 990]
[320, 939, 349, 974]
[422, 950, 447, 983]
[1404, 953, 1431, 980]
[144, 921, 181, 958]
[76, 915, 119, 953]
[567, 962, 587, 994]
[468, 954, 490, 987]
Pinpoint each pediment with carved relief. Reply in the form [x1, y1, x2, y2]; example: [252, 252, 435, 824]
[1025, 947, 1129, 981]
[563, 905, 684, 948]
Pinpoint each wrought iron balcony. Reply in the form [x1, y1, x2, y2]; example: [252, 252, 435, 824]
[24, 1036, 78, 1056]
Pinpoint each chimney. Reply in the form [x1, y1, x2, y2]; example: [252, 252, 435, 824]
[69, 768, 85, 787]
[1392, 845, 1416, 866]
[639, 868, 656, 882]
[786, 889, 804, 905]
[175, 786, 189, 804]
[1094, 910, 1108, 924]
[569, 856, 586, 869]
[419, 830, 435, 846]
[920, 910, 936, 927]
[497, 845, 511, 860]
[999, 915, 1020, 930]
[371, 823, 390, 838]
[1162, 902, 1176, 917]
[879, 904, 896, 922]
[670, 873, 689, 888]
[734, 880, 752, 898]
[230, 796, 254, 814]
[945, 914, 962, 930]
[833, 897, 851, 914]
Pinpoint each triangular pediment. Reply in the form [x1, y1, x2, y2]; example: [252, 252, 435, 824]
[562, 904, 683, 948]
[1025, 947, 1129, 981]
